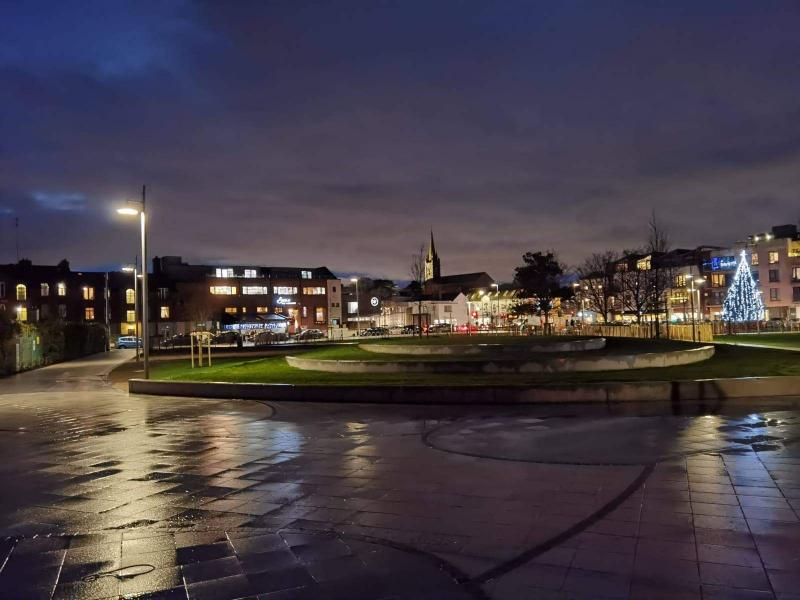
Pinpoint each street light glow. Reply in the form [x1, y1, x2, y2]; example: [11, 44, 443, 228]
[117, 207, 139, 216]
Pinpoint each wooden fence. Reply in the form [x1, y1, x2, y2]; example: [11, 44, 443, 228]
[584, 323, 713, 343]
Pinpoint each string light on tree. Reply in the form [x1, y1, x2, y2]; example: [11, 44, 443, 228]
[722, 250, 764, 322]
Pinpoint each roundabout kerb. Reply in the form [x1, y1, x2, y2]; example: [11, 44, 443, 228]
[360, 336, 606, 355]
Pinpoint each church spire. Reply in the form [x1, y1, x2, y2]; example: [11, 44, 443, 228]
[424, 230, 441, 281]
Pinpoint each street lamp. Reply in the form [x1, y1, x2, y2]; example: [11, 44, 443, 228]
[121, 264, 141, 362]
[491, 283, 499, 332]
[685, 274, 706, 342]
[349, 277, 360, 337]
[117, 186, 149, 378]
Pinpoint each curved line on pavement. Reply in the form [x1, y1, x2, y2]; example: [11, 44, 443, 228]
[469, 462, 655, 587]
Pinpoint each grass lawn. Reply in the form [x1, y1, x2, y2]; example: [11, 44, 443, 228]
[715, 332, 800, 350]
[145, 338, 800, 386]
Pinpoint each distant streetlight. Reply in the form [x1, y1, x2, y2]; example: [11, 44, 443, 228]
[350, 277, 360, 337]
[685, 274, 706, 341]
[117, 186, 149, 378]
[491, 283, 499, 332]
[121, 264, 141, 362]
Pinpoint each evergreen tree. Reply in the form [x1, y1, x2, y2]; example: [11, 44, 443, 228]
[722, 251, 764, 322]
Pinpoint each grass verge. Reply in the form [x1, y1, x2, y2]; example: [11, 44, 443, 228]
[715, 332, 800, 350]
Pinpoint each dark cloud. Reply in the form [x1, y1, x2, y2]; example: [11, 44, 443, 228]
[1, 0, 799, 279]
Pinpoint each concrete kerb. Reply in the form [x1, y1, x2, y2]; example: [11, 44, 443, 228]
[286, 345, 715, 374]
[360, 337, 607, 355]
[128, 375, 800, 405]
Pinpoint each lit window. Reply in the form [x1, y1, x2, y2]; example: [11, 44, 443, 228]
[769, 251, 779, 264]
[17, 306, 27, 321]
[160, 306, 170, 318]
[287, 308, 296, 317]
[674, 275, 686, 287]
[256, 306, 268, 313]
[242, 286, 269, 295]
[126, 288, 135, 304]
[636, 257, 651, 271]
[302, 306, 308, 318]
[244, 269, 257, 278]
[83, 286, 95, 300]
[57, 282, 66, 296]
[274, 307, 283, 314]
[301, 270, 312, 279]
[793, 267, 800, 282]
[751, 253, 759, 266]
[210, 286, 237, 295]
[16, 284, 26, 300]
[224, 307, 238, 314]
[126, 310, 136, 322]
[711, 273, 725, 288]
[348, 301, 358, 314]
[85, 307, 95, 320]
[315, 307, 325, 322]
[215, 268, 234, 278]
[273, 286, 297, 294]
[303, 287, 326, 295]
[40, 283, 49, 296]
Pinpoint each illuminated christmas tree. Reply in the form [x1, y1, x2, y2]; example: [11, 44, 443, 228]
[722, 250, 764, 322]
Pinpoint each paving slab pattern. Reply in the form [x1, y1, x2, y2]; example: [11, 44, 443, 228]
[0, 351, 799, 599]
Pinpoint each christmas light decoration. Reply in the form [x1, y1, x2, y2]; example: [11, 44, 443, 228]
[722, 250, 764, 322]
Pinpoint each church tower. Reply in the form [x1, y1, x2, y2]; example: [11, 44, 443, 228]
[424, 231, 441, 281]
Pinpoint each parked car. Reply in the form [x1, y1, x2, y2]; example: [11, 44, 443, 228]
[295, 329, 325, 341]
[254, 330, 288, 344]
[166, 333, 191, 347]
[212, 331, 238, 345]
[116, 336, 142, 349]
[427, 323, 452, 334]
[400, 325, 420, 335]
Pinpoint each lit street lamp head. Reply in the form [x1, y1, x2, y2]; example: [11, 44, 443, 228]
[117, 207, 139, 216]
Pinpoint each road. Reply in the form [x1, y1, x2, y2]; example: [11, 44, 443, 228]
[0, 351, 799, 599]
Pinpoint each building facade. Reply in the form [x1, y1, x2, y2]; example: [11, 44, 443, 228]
[747, 224, 800, 320]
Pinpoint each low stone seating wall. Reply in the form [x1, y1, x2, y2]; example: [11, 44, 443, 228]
[360, 337, 606, 356]
[286, 345, 715, 374]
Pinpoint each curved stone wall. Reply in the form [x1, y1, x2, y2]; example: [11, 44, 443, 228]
[360, 337, 606, 355]
[286, 345, 715, 374]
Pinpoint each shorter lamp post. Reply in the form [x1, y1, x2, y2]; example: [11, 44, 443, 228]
[491, 283, 499, 332]
[350, 277, 360, 337]
[121, 265, 140, 361]
[686, 274, 706, 342]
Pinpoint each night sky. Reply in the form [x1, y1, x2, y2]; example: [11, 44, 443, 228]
[1, 1, 799, 281]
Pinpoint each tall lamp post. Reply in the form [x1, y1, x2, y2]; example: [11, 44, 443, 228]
[350, 277, 360, 337]
[117, 186, 149, 378]
[685, 274, 706, 342]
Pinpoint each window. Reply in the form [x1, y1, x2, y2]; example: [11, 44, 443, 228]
[671, 292, 689, 304]
[274, 307, 283, 314]
[210, 286, 237, 295]
[256, 306, 269, 313]
[224, 307, 238, 314]
[302, 306, 308, 318]
[244, 269, 257, 278]
[332, 286, 336, 292]
[160, 306, 170, 318]
[17, 306, 27, 321]
[348, 301, 358, 314]
[303, 287, 326, 295]
[769, 251, 780, 264]
[710, 273, 725, 288]
[0, 282, 5, 297]
[83, 286, 95, 300]
[59, 305, 67, 318]
[57, 282, 66, 296]
[301, 270, 312, 279]
[215, 268, 234, 278]
[770, 288, 780, 301]
[794, 287, 800, 302]
[40, 283, 49, 296]
[769, 269, 780, 283]
[273, 286, 297, 294]
[636, 256, 651, 271]
[287, 308, 296, 318]
[674, 275, 686, 287]
[242, 286, 269, 295]
[126, 310, 136, 322]
[85, 307, 95, 320]
[793, 267, 800, 282]
[126, 288, 135, 304]
[444, 305, 452, 313]
[315, 307, 325, 322]
[16, 284, 26, 301]
[751, 253, 759, 266]
[157, 287, 169, 299]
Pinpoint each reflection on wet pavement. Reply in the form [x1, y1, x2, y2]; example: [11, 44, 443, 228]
[0, 352, 799, 598]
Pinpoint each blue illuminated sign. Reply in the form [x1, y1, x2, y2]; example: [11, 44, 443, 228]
[703, 256, 737, 271]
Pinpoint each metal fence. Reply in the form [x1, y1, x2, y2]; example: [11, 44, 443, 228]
[584, 323, 714, 343]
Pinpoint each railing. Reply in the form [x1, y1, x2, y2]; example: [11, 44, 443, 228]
[584, 323, 714, 343]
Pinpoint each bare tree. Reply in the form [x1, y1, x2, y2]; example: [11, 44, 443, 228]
[647, 211, 672, 337]
[577, 250, 620, 322]
[619, 251, 649, 323]
[409, 245, 426, 337]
